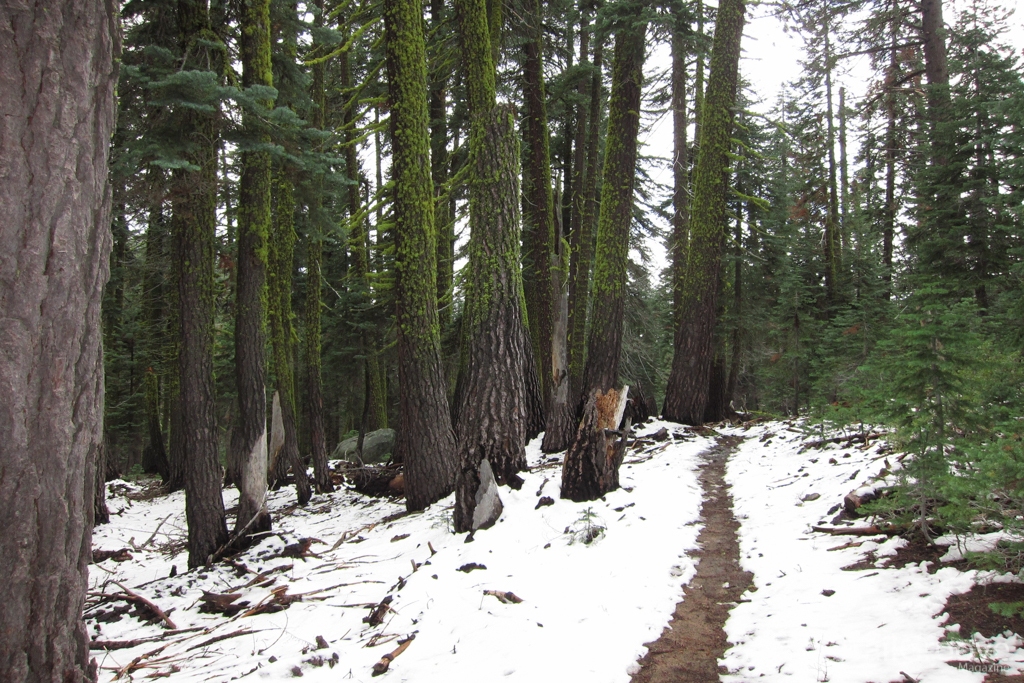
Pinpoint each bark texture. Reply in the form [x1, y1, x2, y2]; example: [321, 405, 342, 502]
[385, 0, 458, 510]
[174, 0, 229, 568]
[0, 1, 117, 679]
[579, 17, 646, 397]
[231, 0, 274, 539]
[662, 0, 746, 426]
[521, 0, 557, 409]
[560, 387, 630, 502]
[453, 106, 528, 532]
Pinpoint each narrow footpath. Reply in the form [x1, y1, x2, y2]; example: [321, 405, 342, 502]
[631, 435, 752, 683]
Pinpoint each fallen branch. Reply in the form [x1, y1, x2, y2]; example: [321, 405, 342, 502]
[141, 514, 174, 549]
[186, 628, 262, 652]
[811, 525, 899, 537]
[113, 582, 177, 629]
[801, 431, 888, 451]
[363, 595, 394, 626]
[371, 635, 415, 676]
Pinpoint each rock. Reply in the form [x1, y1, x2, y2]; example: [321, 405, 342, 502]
[472, 459, 503, 531]
[535, 496, 554, 510]
[330, 428, 397, 464]
[821, 589, 835, 597]
[650, 427, 670, 442]
[801, 492, 821, 502]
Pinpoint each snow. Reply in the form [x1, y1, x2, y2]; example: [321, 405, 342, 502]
[88, 420, 1024, 682]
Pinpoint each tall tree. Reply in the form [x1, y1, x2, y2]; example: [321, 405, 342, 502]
[562, 5, 647, 502]
[521, 0, 557, 412]
[174, 0, 229, 568]
[384, 0, 458, 510]
[230, 0, 274, 540]
[0, 1, 117, 679]
[451, 0, 529, 529]
[662, 0, 746, 425]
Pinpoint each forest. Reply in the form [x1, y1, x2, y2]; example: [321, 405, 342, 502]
[1, 0, 1023, 678]
[95, 0, 1024, 565]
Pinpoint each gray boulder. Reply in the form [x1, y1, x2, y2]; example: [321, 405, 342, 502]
[472, 459, 504, 531]
[331, 428, 397, 464]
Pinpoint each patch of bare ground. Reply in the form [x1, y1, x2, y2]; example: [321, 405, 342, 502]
[630, 435, 752, 683]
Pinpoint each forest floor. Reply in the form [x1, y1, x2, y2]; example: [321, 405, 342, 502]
[88, 421, 1024, 682]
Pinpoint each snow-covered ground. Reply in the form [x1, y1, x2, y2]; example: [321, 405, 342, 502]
[88, 421, 1024, 682]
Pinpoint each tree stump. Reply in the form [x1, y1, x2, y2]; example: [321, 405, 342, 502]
[560, 386, 631, 502]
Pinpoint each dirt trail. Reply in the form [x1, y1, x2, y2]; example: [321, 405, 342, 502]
[631, 435, 751, 683]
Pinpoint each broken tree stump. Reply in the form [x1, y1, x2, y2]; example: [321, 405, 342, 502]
[560, 386, 631, 502]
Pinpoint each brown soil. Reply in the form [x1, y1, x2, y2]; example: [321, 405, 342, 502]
[630, 435, 752, 683]
[942, 582, 1024, 638]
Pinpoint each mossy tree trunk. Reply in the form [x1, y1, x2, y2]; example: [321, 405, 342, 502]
[174, 0, 229, 569]
[384, 0, 458, 510]
[567, 37, 604, 411]
[662, 0, 746, 426]
[430, 0, 453, 332]
[521, 0, 557, 417]
[0, 0, 117, 677]
[305, 0, 333, 494]
[454, 105, 529, 531]
[267, 171, 313, 505]
[230, 0, 274, 541]
[670, 7, 691, 341]
[563, 12, 647, 502]
[451, 0, 530, 528]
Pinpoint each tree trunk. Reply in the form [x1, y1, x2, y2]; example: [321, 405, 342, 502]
[175, 0, 229, 569]
[0, 1, 117, 679]
[306, 2, 332, 494]
[384, 0, 458, 510]
[521, 0, 557, 410]
[567, 38, 604, 408]
[670, 5, 691, 339]
[561, 388, 631, 502]
[562, 12, 646, 501]
[430, 0, 453, 331]
[579, 15, 647, 397]
[454, 105, 529, 532]
[143, 370, 170, 481]
[231, 0, 274, 541]
[267, 171, 313, 505]
[662, 0, 746, 426]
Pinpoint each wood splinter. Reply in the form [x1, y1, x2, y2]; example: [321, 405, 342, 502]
[483, 590, 523, 604]
[371, 634, 415, 676]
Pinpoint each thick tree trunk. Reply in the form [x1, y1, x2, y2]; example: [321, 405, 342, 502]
[430, 0, 453, 331]
[175, 0, 229, 569]
[231, 0, 274, 540]
[662, 0, 746, 426]
[454, 106, 529, 532]
[0, 1, 117, 680]
[385, 0, 458, 510]
[561, 388, 630, 502]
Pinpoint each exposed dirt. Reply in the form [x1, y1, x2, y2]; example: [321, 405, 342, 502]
[630, 435, 752, 683]
[942, 582, 1024, 638]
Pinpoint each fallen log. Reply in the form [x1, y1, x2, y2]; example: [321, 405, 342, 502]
[371, 635, 415, 676]
[801, 431, 888, 451]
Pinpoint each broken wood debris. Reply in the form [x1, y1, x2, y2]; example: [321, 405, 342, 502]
[363, 595, 394, 626]
[483, 590, 523, 604]
[371, 634, 415, 676]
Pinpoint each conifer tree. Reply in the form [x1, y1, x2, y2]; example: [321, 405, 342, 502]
[384, 0, 458, 510]
[662, 0, 746, 425]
